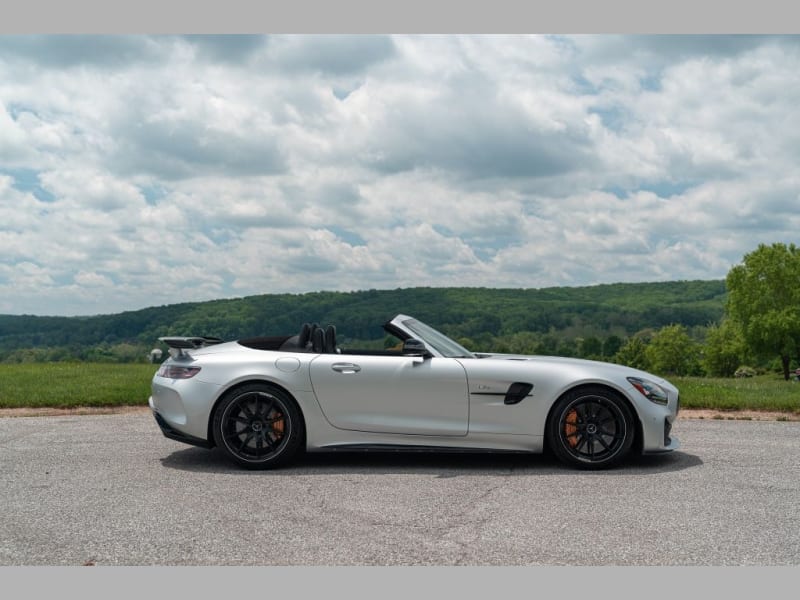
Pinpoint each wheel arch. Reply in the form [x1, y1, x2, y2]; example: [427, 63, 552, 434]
[205, 378, 307, 449]
[542, 383, 644, 456]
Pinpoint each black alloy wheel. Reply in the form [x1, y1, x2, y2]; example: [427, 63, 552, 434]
[547, 387, 635, 469]
[213, 383, 304, 469]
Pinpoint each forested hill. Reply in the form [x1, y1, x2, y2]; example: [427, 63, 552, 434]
[0, 280, 726, 360]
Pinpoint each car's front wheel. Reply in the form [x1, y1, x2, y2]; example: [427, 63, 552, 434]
[546, 386, 635, 469]
[212, 383, 304, 469]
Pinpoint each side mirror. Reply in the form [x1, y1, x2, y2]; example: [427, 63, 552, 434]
[402, 338, 430, 358]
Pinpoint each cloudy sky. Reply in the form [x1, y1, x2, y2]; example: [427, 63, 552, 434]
[1, 34, 799, 316]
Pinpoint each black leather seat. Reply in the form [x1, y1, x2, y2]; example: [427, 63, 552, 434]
[297, 323, 312, 349]
[311, 327, 325, 353]
[324, 325, 337, 353]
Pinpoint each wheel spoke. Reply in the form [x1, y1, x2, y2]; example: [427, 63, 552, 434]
[587, 402, 599, 420]
[256, 398, 274, 418]
[596, 435, 612, 451]
[238, 431, 255, 451]
[240, 401, 255, 418]
[597, 426, 619, 438]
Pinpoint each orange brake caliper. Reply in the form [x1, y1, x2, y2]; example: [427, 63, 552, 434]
[272, 413, 285, 438]
[565, 409, 579, 448]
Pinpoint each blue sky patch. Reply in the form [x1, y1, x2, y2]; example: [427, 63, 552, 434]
[639, 181, 695, 198]
[140, 184, 169, 206]
[570, 74, 599, 95]
[2, 168, 56, 202]
[601, 186, 628, 199]
[588, 106, 628, 132]
[6, 102, 36, 120]
[328, 226, 366, 247]
[640, 73, 662, 92]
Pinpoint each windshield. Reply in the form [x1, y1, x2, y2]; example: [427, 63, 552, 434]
[401, 318, 475, 358]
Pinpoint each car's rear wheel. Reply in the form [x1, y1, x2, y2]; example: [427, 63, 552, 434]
[546, 386, 635, 469]
[212, 383, 304, 469]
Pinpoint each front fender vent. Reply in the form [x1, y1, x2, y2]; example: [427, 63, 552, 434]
[505, 382, 534, 405]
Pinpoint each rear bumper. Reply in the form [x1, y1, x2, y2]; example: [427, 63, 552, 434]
[149, 396, 213, 449]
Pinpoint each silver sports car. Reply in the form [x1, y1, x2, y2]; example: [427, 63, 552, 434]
[149, 314, 680, 470]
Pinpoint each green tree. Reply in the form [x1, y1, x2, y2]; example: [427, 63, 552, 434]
[703, 319, 748, 377]
[645, 324, 700, 376]
[535, 334, 559, 356]
[557, 338, 578, 358]
[579, 336, 603, 358]
[602, 335, 623, 358]
[492, 331, 538, 355]
[726, 243, 800, 380]
[614, 336, 650, 370]
[456, 337, 476, 351]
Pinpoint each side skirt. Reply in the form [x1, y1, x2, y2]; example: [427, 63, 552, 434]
[308, 443, 535, 454]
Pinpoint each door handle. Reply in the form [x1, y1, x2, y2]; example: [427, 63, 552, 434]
[331, 362, 361, 373]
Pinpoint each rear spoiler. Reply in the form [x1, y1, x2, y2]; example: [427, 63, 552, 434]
[159, 336, 224, 358]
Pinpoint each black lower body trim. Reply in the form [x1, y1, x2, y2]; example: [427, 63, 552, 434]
[313, 444, 530, 454]
[153, 411, 213, 449]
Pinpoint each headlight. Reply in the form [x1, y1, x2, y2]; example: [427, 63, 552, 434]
[627, 377, 669, 406]
[157, 364, 201, 379]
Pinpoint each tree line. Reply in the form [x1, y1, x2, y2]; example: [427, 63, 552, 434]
[2, 250, 798, 380]
[0, 280, 726, 365]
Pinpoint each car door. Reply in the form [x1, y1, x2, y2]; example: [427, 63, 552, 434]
[308, 354, 469, 436]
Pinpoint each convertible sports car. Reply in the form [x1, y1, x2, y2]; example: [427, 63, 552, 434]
[149, 314, 680, 470]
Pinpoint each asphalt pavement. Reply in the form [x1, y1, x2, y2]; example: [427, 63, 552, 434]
[1, 413, 798, 565]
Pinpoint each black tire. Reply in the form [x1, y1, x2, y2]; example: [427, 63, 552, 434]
[212, 383, 304, 469]
[546, 386, 635, 470]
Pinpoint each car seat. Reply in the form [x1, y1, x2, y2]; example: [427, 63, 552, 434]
[324, 325, 338, 353]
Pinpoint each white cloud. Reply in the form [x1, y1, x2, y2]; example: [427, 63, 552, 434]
[0, 103, 35, 163]
[0, 34, 799, 315]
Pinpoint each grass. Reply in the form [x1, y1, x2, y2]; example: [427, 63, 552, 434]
[0, 363, 155, 409]
[0, 363, 798, 413]
[673, 374, 800, 413]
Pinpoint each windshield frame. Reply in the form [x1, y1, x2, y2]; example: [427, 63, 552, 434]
[400, 318, 476, 359]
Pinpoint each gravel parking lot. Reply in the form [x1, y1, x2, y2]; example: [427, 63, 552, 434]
[1, 412, 798, 565]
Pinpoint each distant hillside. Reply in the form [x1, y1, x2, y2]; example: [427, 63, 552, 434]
[0, 281, 727, 361]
